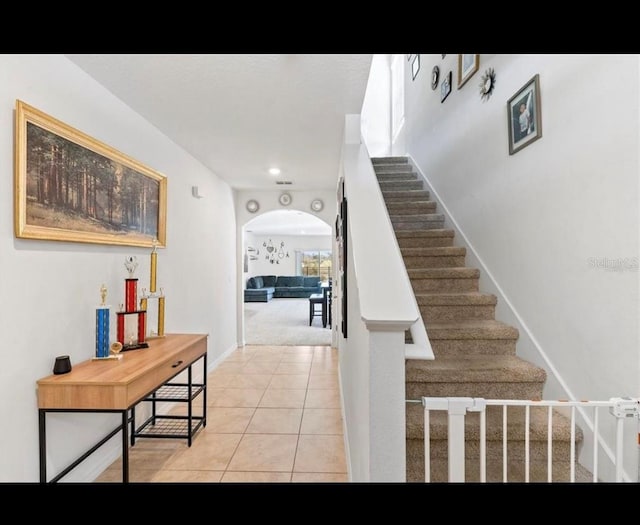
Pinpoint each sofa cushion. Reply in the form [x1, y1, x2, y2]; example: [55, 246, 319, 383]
[247, 277, 257, 289]
[254, 276, 264, 288]
[262, 275, 277, 287]
[303, 276, 320, 287]
[276, 276, 304, 287]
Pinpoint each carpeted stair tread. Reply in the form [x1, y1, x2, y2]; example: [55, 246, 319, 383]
[376, 169, 418, 177]
[406, 355, 546, 384]
[392, 218, 445, 231]
[371, 156, 409, 164]
[408, 267, 480, 279]
[424, 319, 519, 340]
[415, 292, 497, 306]
[400, 246, 466, 257]
[405, 402, 581, 441]
[386, 201, 437, 214]
[381, 189, 430, 201]
[391, 213, 445, 222]
[408, 457, 590, 483]
[374, 162, 415, 170]
[395, 230, 456, 248]
[396, 229, 455, 239]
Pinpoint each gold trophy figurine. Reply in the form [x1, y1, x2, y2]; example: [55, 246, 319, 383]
[100, 284, 107, 306]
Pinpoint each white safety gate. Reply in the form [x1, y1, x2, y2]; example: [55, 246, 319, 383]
[414, 397, 640, 483]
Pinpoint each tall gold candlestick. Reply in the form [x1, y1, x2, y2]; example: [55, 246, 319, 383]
[158, 293, 165, 337]
[150, 242, 157, 293]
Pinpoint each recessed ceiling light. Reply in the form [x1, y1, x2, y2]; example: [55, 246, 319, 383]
[268, 167, 281, 176]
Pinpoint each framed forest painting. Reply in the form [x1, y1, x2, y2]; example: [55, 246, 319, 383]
[14, 100, 167, 248]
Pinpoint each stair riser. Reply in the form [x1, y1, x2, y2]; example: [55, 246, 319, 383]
[373, 162, 414, 173]
[386, 202, 437, 214]
[406, 381, 544, 400]
[376, 172, 418, 181]
[406, 447, 578, 482]
[377, 176, 420, 185]
[403, 255, 466, 269]
[397, 236, 454, 248]
[408, 439, 577, 463]
[429, 339, 517, 356]
[420, 304, 496, 322]
[371, 157, 408, 165]
[382, 191, 430, 201]
[393, 219, 445, 231]
[411, 278, 479, 293]
[380, 180, 423, 191]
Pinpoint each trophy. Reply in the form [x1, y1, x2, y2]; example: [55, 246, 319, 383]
[140, 240, 166, 339]
[116, 256, 149, 351]
[95, 284, 110, 358]
[93, 285, 122, 361]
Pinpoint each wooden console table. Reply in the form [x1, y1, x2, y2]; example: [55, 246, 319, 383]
[37, 333, 208, 483]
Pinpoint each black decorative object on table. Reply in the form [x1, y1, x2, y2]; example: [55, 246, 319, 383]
[53, 356, 72, 375]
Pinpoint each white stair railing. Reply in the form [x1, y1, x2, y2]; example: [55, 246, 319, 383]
[414, 396, 640, 483]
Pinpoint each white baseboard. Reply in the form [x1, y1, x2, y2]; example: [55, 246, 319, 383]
[338, 364, 352, 482]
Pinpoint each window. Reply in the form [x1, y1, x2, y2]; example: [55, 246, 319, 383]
[299, 250, 332, 282]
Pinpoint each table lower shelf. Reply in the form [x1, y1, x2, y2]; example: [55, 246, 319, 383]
[134, 414, 205, 440]
[133, 380, 206, 443]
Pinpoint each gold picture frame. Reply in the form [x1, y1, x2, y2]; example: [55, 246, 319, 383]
[14, 100, 167, 248]
[457, 54, 479, 89]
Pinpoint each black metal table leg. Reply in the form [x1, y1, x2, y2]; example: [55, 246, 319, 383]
[187, 364, 193, 447]
[121, 410, 129, 483]
[39, 410, 47, 483]
[130, 406, 136, 447]
[202, 353, 207, 428]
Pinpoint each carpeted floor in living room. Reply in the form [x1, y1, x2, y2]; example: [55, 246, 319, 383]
[244, 298, 332, 346]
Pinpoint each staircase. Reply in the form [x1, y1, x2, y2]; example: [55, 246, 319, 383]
[372, 156, 584, 482]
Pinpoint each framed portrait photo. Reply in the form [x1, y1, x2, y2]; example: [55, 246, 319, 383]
[458, 54, 479, 88]
[507, 74, 542, 155]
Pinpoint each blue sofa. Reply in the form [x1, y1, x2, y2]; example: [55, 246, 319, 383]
[244, 275, 321, 302]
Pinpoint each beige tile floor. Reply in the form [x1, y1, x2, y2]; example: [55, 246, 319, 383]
[96, 345, 348, 483]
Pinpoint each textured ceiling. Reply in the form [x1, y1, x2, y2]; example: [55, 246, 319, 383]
[65, 54, 373, 191]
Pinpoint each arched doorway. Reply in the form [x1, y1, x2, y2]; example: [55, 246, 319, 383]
[241, 209, 333, 346]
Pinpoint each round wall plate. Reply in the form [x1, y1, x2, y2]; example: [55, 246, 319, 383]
[279, 193, 292, 206]
[310, 198, 324, 212]
[246, 199, 259, 213]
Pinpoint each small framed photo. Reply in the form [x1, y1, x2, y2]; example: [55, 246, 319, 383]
[458, 54, 479, 88]
[411, 54, 420, 81]
[441, 70, 452, 102]
[507, 74, 542, 155]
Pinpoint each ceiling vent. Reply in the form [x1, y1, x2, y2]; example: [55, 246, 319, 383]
[275, 180, 293, 185]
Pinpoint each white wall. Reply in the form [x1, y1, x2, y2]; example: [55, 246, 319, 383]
[244, 233, 331, 278]
[0, 55, 238, 481]
[361, 55, 391, 157]
[404, 54, 639, 478]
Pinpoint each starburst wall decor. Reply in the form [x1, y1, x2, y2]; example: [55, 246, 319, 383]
[479, 67, 496, 101]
